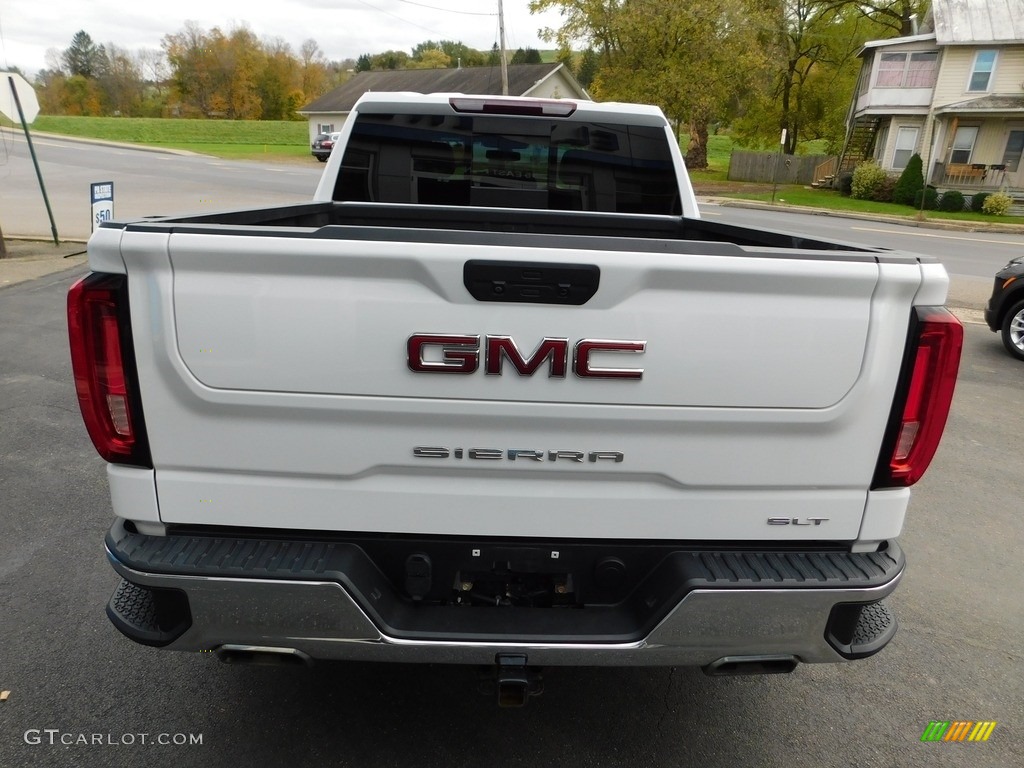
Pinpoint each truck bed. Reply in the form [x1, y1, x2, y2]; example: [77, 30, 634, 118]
[119, 200, 891, 255]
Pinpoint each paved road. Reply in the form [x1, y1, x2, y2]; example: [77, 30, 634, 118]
[703, 202, 1023, 281]
[0, 264, 1021, 767]
[2, 131, 1022, 286]
[0, 130, 321, 240]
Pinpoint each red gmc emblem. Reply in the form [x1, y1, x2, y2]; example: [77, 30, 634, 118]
[407, 334, 645, 379]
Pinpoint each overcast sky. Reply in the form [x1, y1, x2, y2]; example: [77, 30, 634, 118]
[0, 0, 568, 76]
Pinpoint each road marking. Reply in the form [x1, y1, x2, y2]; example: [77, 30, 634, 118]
[850, 226, 1024, 245]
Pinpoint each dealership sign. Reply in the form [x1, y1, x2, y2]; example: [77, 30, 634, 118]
[91, 182, 114, 232]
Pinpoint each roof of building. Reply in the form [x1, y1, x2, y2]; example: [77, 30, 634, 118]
[861, 33, 937, 51]
[932, 0, 1024, 44]
[300, 63, 582, 114]
[936, 94, 1024, 112]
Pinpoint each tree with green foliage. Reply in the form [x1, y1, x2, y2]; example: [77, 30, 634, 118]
[369, 50, 411, 70]
[412, 49, 452, 69]
[60, 75, 103, 115]
[511, 48, 543, 65]
[892, 153, 923, 205]
[729, 1, 879, 154]
[841, 0, 930, 35]
[533, 0, 770, 168]
[575, 47, 599, 90]
[259, 39, 300, 120]
[62, 31, 105, 78]
[412, 41, 486, 67]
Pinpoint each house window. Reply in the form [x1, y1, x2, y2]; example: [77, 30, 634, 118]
[876, 53, 907, 86]
[1002, 130, 1024, 172]
[892, 126, 919, 170]
[859, 57, 873, 95]
[874, 51, 938, 88]
[968, 50, 997, 91]
[318, 123, 335, 134]
[950, 126, 979, 164]
[905, 52, 938, 87]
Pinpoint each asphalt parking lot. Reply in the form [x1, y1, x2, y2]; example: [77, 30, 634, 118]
[0, 246, 1021, 767]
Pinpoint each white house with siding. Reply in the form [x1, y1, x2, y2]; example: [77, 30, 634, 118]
[841, 0, 1024, 191]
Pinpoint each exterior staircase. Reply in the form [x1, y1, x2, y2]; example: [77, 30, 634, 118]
[813, 117, 883, 188]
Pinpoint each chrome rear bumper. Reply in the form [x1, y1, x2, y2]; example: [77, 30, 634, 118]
[104, 519, 903, 667]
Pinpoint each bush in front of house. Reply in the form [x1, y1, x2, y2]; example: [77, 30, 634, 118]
[893, 153, 924, 205]
[837, 172, 854, 196]
[851, 161, 889, 200]
[971, 191, 991, 212]
[914, 186, 939, 210]
[982, 191, 1013, 216]
[938, 190, 966, 212]
[874, 175, 897, 203]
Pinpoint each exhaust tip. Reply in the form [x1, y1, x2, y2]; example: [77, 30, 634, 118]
[214, 645, 313, 668]
[703, 655, 799, 677]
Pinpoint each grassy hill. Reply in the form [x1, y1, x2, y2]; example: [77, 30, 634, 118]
[30, 116, 310, 160]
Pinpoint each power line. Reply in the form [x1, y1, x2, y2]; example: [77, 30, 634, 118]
[352, 0, 447, 37]
[394, 0, 496, 16]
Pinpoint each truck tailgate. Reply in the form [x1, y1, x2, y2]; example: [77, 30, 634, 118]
[117, 227, 926, 541]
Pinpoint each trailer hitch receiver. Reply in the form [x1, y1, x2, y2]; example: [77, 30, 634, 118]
[479, 654, 544, 707]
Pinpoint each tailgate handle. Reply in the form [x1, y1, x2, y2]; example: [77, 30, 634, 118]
[463, 260, 600, 305]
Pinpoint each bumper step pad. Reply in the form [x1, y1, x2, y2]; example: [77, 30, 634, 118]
[826, 599, 898, 659]
[106, 579, 191, 647]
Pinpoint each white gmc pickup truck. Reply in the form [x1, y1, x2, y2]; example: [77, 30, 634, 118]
[68, 93, 963, 705]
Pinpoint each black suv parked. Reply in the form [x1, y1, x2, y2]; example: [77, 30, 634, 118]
[985, 256, 1024, 361]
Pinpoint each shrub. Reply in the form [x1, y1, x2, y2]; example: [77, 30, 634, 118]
[892, 154, 924, 205]
[913, 187, 939, 210]
[874, 175, 897, 203]
[982, 191, 1013, 216]
[851, 161, 889, 200]
[938, 190, 966, 212]
[837, 172, 853, 196]
[971, 191, 991, 212]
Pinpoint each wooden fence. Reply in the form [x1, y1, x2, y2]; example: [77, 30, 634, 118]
[727, 151, 835, 185]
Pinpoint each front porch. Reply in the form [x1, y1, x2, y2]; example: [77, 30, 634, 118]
[930, 160, 1015, 190]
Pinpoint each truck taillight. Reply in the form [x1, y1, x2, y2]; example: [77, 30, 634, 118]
[68, 273, 151, 467]
[873, 307, 962, 488]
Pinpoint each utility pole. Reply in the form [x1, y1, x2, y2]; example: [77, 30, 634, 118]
[498, 0, 509, 95]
